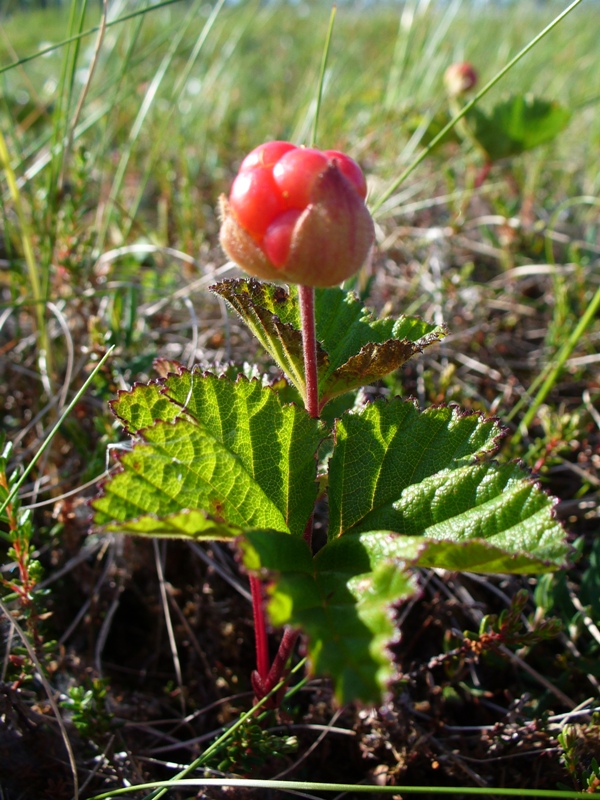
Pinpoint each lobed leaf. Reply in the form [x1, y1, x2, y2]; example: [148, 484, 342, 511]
[468, 94, 571, 160]
[241, 529, 418, 703]
[211, 279, 446, 408]
[93, 369, 323, 539]
[313, 291, 446, 405]
[329, 399, 504, 538]
[209, 279, 318, 402]
[111, 380, 185, 431]
[328, 398, 568, 571]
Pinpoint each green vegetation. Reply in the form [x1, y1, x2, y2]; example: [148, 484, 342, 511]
[0, 0, 599, 797]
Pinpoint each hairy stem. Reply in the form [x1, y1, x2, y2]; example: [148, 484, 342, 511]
[298, 285, 319, 419]
[265, 627, 300, 692]
[250, 285, 319, 703]
[298, 284, 319, 551]
[249, 575, 269, 682]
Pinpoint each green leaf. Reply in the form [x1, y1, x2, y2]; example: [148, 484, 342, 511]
[467, 94, 571, 160]
[209, 279, 318, 406]
[108, 380, 185, 432]
[328, 398, 568, 571]
[211, 279, 446, 409]
[329, 399, 503, 537]
[313, 289, 446, 406]
[95, 508, 242, 540]
[241, 529, 418, 703]
[93, 369, 323, 539]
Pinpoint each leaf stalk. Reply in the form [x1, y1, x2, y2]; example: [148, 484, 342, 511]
[250, 284, 319, 704]
[249, 575, 269, 683]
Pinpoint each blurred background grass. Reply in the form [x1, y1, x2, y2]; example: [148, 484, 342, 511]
[1, 0, 597, 388]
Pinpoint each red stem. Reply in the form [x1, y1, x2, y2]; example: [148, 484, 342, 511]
[298, 284, 319, 549]
[249, 285, 319, 704]
[298, 284, 319, 419]
[265, 627, 300, 690]
[249, 574, 269, 682]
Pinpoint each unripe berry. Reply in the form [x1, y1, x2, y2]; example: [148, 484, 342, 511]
[444, 62, 478, 97]
[220, 142, 374, 287]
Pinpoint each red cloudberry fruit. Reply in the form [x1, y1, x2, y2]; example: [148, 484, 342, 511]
[263, 209, 303, 267]
[229, 168, 287, 240]
[220, 142, 374, 287]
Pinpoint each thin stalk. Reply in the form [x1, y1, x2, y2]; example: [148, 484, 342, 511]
[298, 285, 320, 419]
[250, 285, 319, 698]
[264, 627, 300, 691]
[298, 283, 319, 552]
[249, 574, 269, 682]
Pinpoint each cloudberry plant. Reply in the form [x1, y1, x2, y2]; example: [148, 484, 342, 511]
[94, 142, 568, 708]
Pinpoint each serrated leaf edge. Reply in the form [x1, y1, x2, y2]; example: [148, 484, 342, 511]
[334, 396, 508, 459]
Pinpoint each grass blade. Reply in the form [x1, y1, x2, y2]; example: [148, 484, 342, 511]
[0, 347, 114, 518]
